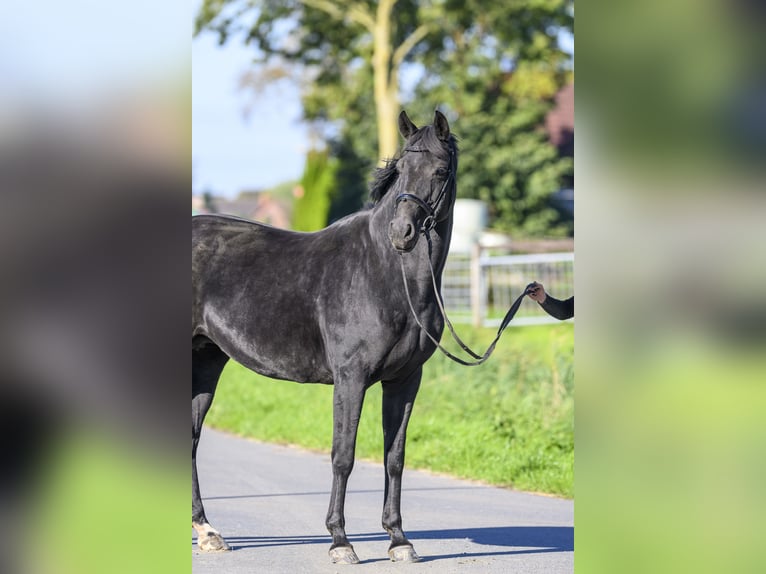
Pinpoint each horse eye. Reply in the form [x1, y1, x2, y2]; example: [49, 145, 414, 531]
[434, 168, 447, 177]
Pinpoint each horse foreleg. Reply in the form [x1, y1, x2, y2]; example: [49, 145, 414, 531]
[192, 342, 230, 552]
[326, 379, 367, 564]
[381, 367, 422, 562]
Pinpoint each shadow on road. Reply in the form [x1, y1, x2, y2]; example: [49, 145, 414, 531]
[202, 485, 482, 501]
[409, 526, 573, 562]
[412, 525, 572, 550]
[196, 526, 572, 561]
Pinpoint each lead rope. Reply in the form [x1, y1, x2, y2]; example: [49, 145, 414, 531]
[398, 229, 534, 366]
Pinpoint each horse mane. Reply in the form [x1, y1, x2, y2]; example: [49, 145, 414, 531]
[368, 125, 458, 204]
[368, 158, 399, 204]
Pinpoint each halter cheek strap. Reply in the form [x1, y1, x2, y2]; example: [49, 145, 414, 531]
[394, 149, 455, 233]
[395, 193, 436, 231]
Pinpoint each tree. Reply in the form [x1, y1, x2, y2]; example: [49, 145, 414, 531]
[404, 2, 574, 236]
[202, 189, 218, 213]
[195, 0, 574, 236]
[292, 148, 338, 231]
[196, 0, 436, 161]
[392, 1, 574, 236]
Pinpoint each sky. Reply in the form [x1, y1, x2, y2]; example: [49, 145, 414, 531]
[192, 10, 309, 198]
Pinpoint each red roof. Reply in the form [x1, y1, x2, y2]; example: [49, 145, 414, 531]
[545, 83, 574, 149]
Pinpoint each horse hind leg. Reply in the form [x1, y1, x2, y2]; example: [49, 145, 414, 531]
[381, 367, 423, 562]
[192, 339, 230, 552]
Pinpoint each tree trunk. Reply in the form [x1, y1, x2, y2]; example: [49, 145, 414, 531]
[372, 0, 400, 163]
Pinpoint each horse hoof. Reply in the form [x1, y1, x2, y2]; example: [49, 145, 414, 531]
[198, 532, 231, 552]
[388, 544, 420, 563]
[329, 545, 360, 564]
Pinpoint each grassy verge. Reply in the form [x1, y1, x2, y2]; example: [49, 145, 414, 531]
[205, 323, 573, 497]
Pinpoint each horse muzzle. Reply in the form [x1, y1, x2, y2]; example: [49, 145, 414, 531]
[389, 218, 419, 252]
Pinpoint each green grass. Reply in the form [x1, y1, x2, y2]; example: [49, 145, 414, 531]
[206, 323, 573, 497]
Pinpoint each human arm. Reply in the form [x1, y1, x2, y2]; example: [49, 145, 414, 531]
[526, 282, 574, 320]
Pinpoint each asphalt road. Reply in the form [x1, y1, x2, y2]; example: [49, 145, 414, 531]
[192, 428, 573, 574]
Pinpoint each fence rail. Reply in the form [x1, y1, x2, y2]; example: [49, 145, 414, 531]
[442, 249, 574, 327]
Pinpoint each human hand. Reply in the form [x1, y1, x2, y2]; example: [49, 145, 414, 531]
[526, 281, 547, 304]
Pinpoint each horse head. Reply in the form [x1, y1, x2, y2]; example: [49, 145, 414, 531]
[388, 110, 456, 252]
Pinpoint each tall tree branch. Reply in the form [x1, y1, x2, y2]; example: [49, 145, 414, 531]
[300, 0, 375, 33]
[392, 23, 431, 70]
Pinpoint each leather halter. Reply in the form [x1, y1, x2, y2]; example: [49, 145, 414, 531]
[393, 147, 455, 233]
[394, 146, 531, 366]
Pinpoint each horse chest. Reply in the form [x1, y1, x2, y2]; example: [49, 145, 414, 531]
[371, 306, 443, 378]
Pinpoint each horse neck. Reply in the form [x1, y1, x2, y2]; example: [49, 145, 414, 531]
[430, 217, 453, 278]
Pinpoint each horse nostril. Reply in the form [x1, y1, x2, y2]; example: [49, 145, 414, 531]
[404, 223, 414, 240]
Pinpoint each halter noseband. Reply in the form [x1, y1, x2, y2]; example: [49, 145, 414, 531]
[394, 192, 437, 231]
[394, 147, 455, 233]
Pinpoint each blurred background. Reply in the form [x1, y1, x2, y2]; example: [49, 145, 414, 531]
[2, 0, 765, 573]
[576, 1, 766, 573]
[0, 2, 189, 574]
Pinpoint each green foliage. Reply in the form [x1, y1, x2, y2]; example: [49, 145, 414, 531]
[326, 137, 370, 223]
[304, 65, 377, 220]
[195, 0, 575, 235]
[292, 148, 338, 231]
[206, 323, 573, 497]
[410, 88, 573, 237]
[405, 0, 574, 237]
[202, 189, 217, 213]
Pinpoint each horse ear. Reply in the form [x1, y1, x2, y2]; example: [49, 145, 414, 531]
[433, 110, 450, 141]
[398, 110, 418, 139]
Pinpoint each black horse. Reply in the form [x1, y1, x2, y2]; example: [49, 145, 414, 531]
[192, 110, 457, 564]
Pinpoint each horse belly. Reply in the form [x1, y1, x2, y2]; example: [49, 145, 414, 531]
[232, 350, 333, 385]
[203, 304, 332, 384]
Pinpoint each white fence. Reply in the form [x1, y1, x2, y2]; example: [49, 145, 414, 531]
[441, 249, 574, 327]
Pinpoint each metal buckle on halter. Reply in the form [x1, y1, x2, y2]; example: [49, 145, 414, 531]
[421, 215, 436, 233]
[395, 193, 437, 234]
